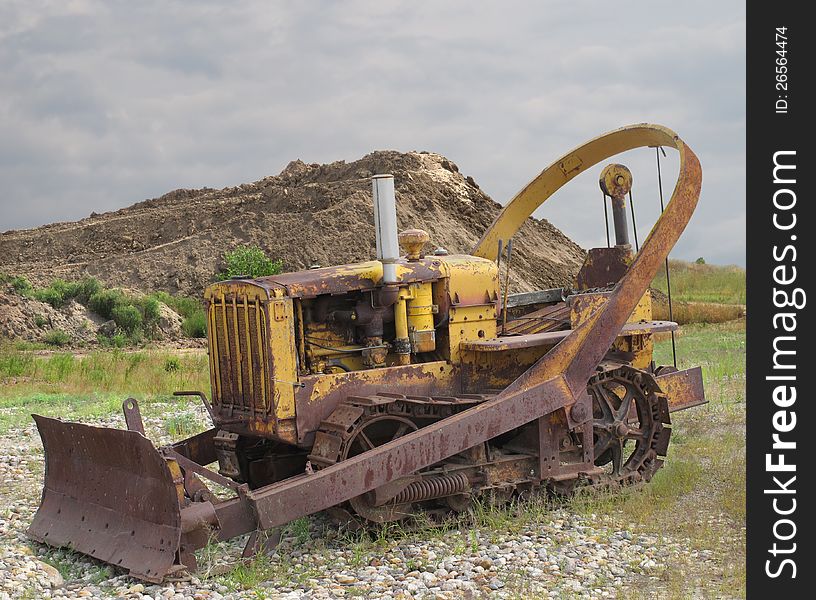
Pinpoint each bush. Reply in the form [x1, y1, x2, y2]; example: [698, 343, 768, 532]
[33, 277, 102, 308]
[695, 257, 706, 265]
[33, 283, 70, 308]
[140, 296, 162, 333]
[111, 304, 143, 335]
[219, 245, 283, 280]
[88, 288, 125, 320]
[151, 292, 201, 319]
[34, 315, 48, 328]
[43, 330, 71, 347]
[74, 277, 102, 303]
[98, 333, 128, 348]
[182, 311, 208, 338]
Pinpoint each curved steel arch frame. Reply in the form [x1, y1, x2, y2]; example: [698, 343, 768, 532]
[475, 123, 701, 397]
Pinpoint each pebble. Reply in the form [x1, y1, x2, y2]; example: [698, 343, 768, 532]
[0, 414, 736, 600]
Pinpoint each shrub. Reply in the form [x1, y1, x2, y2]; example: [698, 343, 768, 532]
[164, 358, 181, 373]
[34, 283, 70, 308]
[182, 311, 208, 338]
[34, 315, 49, 328]
[151, 292, 202, 319]
[74, 277, 102, 303]
[695, 257, 706, 265]
[98, 333, 128, 348]
[88, 289, 125, 320]
[111, 304, 143, 335]
[219, 245, 283, 280]
[43, 330, 71, 347]
[33, 277, 102, 308]
[140, 296, 162, 333]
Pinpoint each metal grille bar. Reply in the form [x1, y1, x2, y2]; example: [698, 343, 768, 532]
[210, 294, 271, 419]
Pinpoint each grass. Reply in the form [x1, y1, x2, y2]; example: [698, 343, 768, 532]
[652, 259, 745, 305]
[653, 300, 744, 325]
[573, 319, 746, 598]
[0, 345, 209, 433]
[0, 270, 745, 597]
[164, 412, 200, 439]
[650, 259, 746, 324]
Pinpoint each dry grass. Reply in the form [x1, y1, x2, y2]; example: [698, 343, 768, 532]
[0, 345, 209, 433]
[653, 300, 745, 324]
[652, 260, 745, 305]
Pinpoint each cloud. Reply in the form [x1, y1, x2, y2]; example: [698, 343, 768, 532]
[0, 0, 745, 265]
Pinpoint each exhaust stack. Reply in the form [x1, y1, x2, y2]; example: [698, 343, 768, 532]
[372, 174, 400, 284]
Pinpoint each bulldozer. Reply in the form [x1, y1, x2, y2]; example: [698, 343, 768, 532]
[28, 123, 705, 582]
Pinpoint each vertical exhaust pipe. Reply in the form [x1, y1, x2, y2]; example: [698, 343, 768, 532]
[372, 174, 400, 284]
[372, 175, 410, 364]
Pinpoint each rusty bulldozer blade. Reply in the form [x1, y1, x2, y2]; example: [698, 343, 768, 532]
[28, 415, 183, 583]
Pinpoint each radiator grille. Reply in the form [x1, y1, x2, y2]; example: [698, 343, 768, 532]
[209, 295, 271, 417]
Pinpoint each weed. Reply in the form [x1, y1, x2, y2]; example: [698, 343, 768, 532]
[8, 275, 34, 296]
[88, 288, 125, 319]
[33, 277, 101, 308]
[42, 330, 71, 347]
[111, 304, 142, 335]
[164, 412, 200, 438]
[286, 517, 311, 545]
[164, 357, 181, 372]
[0, 349, 34, 377]
[182, 310, 208, 338]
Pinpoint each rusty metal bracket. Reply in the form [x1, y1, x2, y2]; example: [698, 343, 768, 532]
[123, 398, 145, 435]
[161, 447, 244, 492]
[173, 391, 216, 423]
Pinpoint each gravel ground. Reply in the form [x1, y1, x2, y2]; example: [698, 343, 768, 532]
[0, 409, 727, 600]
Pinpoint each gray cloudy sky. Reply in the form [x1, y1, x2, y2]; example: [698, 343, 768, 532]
[1, 0, 745, 265]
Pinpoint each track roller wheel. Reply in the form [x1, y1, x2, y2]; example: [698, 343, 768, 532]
[588, 365, 672, 487]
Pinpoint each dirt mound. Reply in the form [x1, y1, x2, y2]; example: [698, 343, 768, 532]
[0, 282, 188, 346]
[0, 283, 102, 344]
[0, 151, 585, 297]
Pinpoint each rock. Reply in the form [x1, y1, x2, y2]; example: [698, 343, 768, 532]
[98, 319, 117, 337]
[156, 303, 183, 338]
[36, 561, 63, 588]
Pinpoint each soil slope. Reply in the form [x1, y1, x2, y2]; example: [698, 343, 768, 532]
[0, 151, 585, 296]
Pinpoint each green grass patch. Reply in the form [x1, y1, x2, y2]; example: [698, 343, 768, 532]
[164, 412, 200, 439]
[0, 346, 210, 432]
[1, 273, 35, 296]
